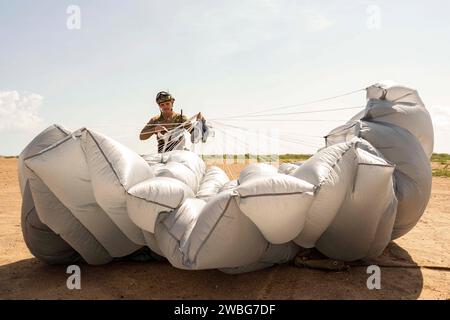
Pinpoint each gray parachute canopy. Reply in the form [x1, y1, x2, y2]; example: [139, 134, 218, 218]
[18, 81, 433, 273]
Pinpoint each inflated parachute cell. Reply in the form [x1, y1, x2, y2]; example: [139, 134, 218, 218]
[19, 82, 433, 273]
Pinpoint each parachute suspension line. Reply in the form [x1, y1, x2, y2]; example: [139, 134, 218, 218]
[213, 88, 365, 120]
[141, 122, 193, 126]
[216, 119, 348, 123]
[210, 120, 324, 139]
[212, 125, 252, 150]
[213, 122, 323, 149]
[281, 133, 324, 141]
[210, 122, 319, 148]
[89, 122, 187, 129]
[212, 126, 277, 163]
[139, 115, 197, 137]
[75, 89, 364, 145]
[88, 104, 361, 129]
[130, 115, 204, 154]
[211, 121, 320, 149]
[163, 114, 197, 132]
[212, 126, 253, 156]
[213, 125, 310, 163]
[212, 106, 365, 120]
[87, 88, 362, 154]
[212, 121, 323, 150]
[214, 120, 324, 147]
[136, 115, 199, 153]
[159, 130, 186, 153]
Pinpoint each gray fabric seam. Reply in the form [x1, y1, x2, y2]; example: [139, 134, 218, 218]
[23, 135, 73, 161]
[191, 195, 233, 263]
[366, 197, 398, 257]
[127, 192, 177, 209]
[239, 191, 310, 199]
[22, 125, 70, 161]
[23, 133, 138, 256]
[23, 164, 111, 258]
[54, 124, 69, 135]
[85, 130, 177, 210]
[25, 211, 52, 233]
[358, 163, 395, 168]
[85, 130, 127, 189]
[165, 201, 199, 229]
[316, 142, 354, 189]
[324, 122, 358, 138]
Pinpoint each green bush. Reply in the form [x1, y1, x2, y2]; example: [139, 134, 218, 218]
[433, 164, 450, 177]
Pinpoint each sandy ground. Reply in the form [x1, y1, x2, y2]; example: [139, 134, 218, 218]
[0, 157, 449, 300]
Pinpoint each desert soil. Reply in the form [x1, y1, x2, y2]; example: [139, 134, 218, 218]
[0, 157, 448, 299]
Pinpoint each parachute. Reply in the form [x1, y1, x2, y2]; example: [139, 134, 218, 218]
[154, 118, 214, 153]
[18, 82, 433, 273]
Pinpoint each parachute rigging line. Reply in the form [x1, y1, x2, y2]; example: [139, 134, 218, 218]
[212, 126, 278, 163]
[211, 106, 364, 120]
[213, 122, 322, 149]
[215, 88, 365, 120]
[212, 121, 322, 150]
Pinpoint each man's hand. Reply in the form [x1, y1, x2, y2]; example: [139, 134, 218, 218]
[140, 122, 167, 141]
[154, 125, 168, 133]
[196, 112, 204, 121]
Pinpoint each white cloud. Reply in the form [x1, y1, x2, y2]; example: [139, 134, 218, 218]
[0, 91, 45, 131]
[428, 105, 450, 152]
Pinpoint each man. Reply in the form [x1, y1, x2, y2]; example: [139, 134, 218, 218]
[140, 91, 204, 153]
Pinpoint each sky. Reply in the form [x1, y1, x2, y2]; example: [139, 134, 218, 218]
[1, 0, 449, 156]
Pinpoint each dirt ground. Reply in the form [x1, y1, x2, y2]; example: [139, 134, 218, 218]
[0, 157, 448, 299]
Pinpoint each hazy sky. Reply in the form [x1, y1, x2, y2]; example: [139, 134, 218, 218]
[1, 0, 449, 155]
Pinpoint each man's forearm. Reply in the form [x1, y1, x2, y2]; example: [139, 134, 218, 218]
[139, 125, 155, 140]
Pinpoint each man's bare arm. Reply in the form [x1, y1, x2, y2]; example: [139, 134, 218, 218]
[140, 122, 168, 140]
[140, 121, 156, 140]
